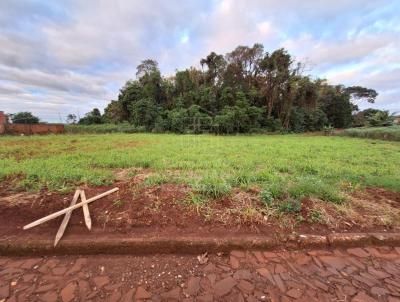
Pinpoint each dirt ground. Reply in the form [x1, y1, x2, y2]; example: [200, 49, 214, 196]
[0, 172, 399, 241]
[1, 246, 400, 301]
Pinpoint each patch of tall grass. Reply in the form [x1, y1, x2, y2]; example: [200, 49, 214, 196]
[340, 126, 400, 141]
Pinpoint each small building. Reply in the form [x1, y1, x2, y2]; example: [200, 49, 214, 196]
[0, 111, 7, 134]
[0, 111, 65, 135]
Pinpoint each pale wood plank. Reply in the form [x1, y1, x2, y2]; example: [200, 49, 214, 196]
[54, 189, 81, 247]
[23, 187, 119, 230]
[80, 190, 92, 230]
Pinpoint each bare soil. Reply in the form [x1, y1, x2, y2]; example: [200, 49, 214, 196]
[0, 174, 399, 242]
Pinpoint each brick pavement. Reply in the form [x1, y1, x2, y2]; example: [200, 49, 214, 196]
[1, 246, 400, 301]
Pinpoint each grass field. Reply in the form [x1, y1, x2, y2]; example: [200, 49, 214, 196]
[1, 134, 399, 204]
[340, 125, 400, 141]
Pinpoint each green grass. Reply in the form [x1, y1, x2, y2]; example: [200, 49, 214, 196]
[340, 126, 400, 141]
[0, 134, 399, 203]
[65, 123, 140, 134]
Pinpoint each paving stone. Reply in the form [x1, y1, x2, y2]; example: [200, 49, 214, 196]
[367, 267, 391, 279]
[65, 258, 87, 275]
[262, 252, 278, 258]
[352, 292, 378, 302]
[202, 263, 216, 273]
[39, 291, 58, 302]
[233, 269, 252, 280]
[353, 274, 379, 287]
[78, 279, 90, 300]
[256, 267, 271, 278]
[60, 282, 77, 302]
[108, 290, 121, 302]
[93, 276, 110, 288]
[20, 258, 41, 269]
[343, 285, 357, 296]
[230, 255, 240, 269]
[231, 250, 245, 258]
[0, 285, 9, 299]
[237, 280, 254, 293]
[34, 283, 56, 293]
[312, 279, 329, 292]
[120, 288, 135, 302]
[371, 286, 389, 296]
[135, 286, 151, 300]
[52, 266, 68, 275]
[161, 286, 181, 300]
[272, 274, 286, 292]
[213, 276, 237, 298]
[274, 264, 287, 274]
[286, 288, 303, 299]
[348, 248, 370, 258]
[207, 274, 216, 285]
[197, 294, 213, 302]
[185, 277, 201, 296]
[319, 256, 347, 270]
[253, 251, 265, 263]
[384, 278, 400, 289]
[104, 282, 122, 291]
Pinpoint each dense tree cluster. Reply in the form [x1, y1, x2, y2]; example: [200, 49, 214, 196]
[81, 44, 378, 133]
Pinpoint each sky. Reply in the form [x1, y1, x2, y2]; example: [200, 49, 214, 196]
[0, 0, 399, 122]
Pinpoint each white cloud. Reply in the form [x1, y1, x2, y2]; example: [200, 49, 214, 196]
[0, 0, 399, 120]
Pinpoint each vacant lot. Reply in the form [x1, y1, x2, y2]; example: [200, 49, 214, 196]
[0, 133, 399, 233]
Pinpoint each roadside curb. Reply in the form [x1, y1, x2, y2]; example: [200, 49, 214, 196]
[1, 232, 400, 256]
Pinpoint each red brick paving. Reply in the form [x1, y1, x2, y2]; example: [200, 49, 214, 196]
[0, 246, 399, 301]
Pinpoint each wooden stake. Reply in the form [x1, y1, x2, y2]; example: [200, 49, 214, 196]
[23, 187, 119, 230]
[81, 190, 92, 230]
[54, 189, 81, 247]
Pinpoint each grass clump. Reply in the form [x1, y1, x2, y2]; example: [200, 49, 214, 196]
[192, 174, 231, 198]
[144, 174, 169, 186]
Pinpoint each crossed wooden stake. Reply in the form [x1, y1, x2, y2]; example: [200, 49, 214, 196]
[23, 187, 119, 247]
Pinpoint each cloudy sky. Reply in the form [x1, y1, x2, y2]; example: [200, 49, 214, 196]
[0, 0, 399, 122]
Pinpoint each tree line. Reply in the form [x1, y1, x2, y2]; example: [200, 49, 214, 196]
[11, 44, 386, 132]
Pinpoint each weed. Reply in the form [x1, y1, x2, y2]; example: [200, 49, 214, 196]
[144, 174, 169, 186]
[260, 189, 274, 206]
[113, 199, 125, 207]
[309, 209, 323, 223]
[277, 199, 301, 214]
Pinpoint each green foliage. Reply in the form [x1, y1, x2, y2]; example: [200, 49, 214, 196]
[277, 199, 301, 214]
[368, 110, 395, 127]
[76, 45, 378, 134]
[10, 112, 39, 124]
[78, 108, 104, 125]
[192, 174, 231, 198]
[260, 189, 274, 206]
[144, 174, 169, 186]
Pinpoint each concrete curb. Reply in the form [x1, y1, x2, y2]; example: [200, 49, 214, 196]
[1, 233, 400, 256]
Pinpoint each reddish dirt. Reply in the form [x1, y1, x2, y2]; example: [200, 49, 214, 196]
[0, 177, 399, 242]
[1, 246, 400, 301]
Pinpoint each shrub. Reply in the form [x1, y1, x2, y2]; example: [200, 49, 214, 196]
[260, 189, 274, 206]
[277, 199, 301, 214]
